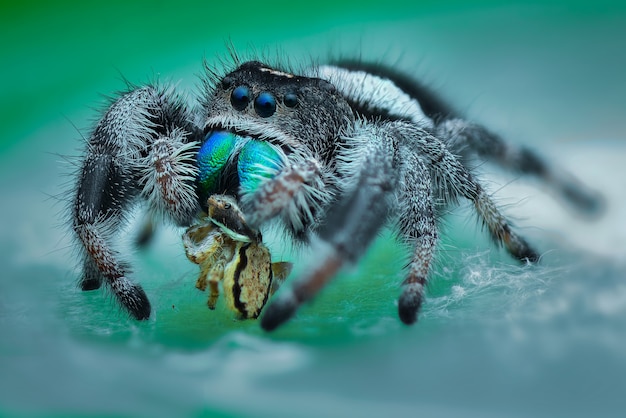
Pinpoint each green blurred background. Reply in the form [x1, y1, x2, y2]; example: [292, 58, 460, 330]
[3, 0, 625, 152]
[1, 1, 626, 417]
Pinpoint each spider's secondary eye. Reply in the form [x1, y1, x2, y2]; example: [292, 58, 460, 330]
[254, 92, 277, 118]
[221, 75, 235, 89]
[319, 80, 336, 94]
[284, 92, 298, 108]
[231, 86, 251, 111]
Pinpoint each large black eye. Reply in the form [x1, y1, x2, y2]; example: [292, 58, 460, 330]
[231, 86, 251, 111]
[254, 92, 277, 118]
[284, 92, 298, 108]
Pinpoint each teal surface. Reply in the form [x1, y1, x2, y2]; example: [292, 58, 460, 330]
[1, 1, 626, 417]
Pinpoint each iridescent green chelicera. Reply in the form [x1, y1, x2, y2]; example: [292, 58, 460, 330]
[197, 131, 238, 199]
[197, 131, 283, 202]
[237, 140, 282, 195]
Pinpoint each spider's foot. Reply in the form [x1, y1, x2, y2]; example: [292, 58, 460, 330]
[80, 267, 103, 291]
[398, 282, 423, 325]
[507, 235, 540, 264]
[260, 290, 299, 331]
[110, 277, 151, 320]
[135, 217, 156, 248]
[514, 246, 540, 264]
[560, 179, 606, 219]
[80, 277, 102, 291]
[500, 224, 540, 264]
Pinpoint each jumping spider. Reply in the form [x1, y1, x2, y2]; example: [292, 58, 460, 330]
[71, 54, 602, 330]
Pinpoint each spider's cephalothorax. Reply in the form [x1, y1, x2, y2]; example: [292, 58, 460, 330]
[71, 56, 602, 328]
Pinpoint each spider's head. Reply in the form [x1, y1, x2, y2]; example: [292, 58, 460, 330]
[203, 61, 354, 157]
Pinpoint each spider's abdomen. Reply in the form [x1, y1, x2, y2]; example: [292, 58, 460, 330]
[323, 61, 457, 125]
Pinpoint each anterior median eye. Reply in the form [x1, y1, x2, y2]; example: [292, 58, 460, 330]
[231, 86, 251, 111]
[254, 92, 276, 118]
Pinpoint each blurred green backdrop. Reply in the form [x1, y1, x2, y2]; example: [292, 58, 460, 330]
[1, 1, 626, 417]
[2, 0, 625, 151]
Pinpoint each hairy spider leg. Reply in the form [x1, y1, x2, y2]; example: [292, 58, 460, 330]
[261, 124, 398, 331]
[139, 129, 199, 224]
[73, 144, 151, 318]
[396, 151, 437, 324]
[73, 86, 199, 319]
[396, 122, 539, 262]
[436, 119, 604, 216]
[331, 61, 603, 217]
[240, 157, 325, 231]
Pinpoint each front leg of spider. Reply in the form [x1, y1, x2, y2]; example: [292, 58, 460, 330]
[73, 86, 200, 320]
[241, 158, 323, 231]
[261, 124, 399, 331]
